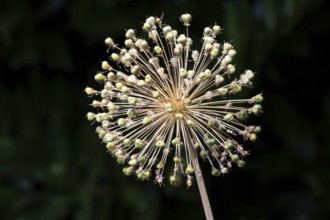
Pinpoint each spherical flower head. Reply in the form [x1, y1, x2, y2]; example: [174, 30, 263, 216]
[86, 13, 262, 188]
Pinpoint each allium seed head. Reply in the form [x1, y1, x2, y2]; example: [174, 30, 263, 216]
[86, 13, 262, 187]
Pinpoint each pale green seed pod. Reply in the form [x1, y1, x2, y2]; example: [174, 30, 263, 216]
[218, 87, 228, 96]
[149, 30, 157, 41]
[249, 133, 257, 142]
[211, 48, 219, 59]
[85, 87, 95, 95]
[128, 97, 137, 105]
[206, 138, 216, 146]
[187, 70, 195, 78]
[200, 150, 209, 159]
[231, 154, 239, 163]
[211, 167, 221, 176]
[156, 140, 165, 148]
[185, 165, 194, 175]
[106, 142, 116, 151]
[224, 141, 233, 151]
[223, 55, 232, 65]
[123, 138, 132, 147]
[127, 75, 137, 84]
[224, 113, 234, 121]
[125, 29, 135, 39]
[215, 75, 224, 85]
[120, 48, 127, 56]
[165, 103, 174, 113]
[146, 16, 155, 25]
[246, 70, 254, 80]
[111, 53, 119, 62]
[100, 89, 109, 99]
[123, 166, 133, 176]
[205, 43, 212, 54]
[107, 72, 116, 80]
[169, 175, 178, 186]
[193, 142, 200, 150]
[122, 53, 133, 64]
[121, 86, 130, 94]
[92, 100, 100, 108]
[221, 167, 228, 174]
[124, 39, 134, 47]
[127, 108, 137, 119]
[86, 112, 95, 121]
[145, 74, 152, 83]
[175, 113, 183, 120]
[157, 161, 165, 169]
[104, 82, 114, 90]
[204, 69, 212, 78]
[208, 118, 216, 127]
[162, 25, 172, 34]
[212, 25, 221, 36]
[101, 61, 111, 70]
[203, 27, 212, 36]
[228, 49, 236, 57]
[251, 104, 262, 115]
[117, 118, 127, 127]
[227, 64, 236, 75]
[223, 42, 233, 54]
[103, 133, 115, 143]
[137, 80, 146, 87]
[140, 40, 149, 50]
[94, 73, 106, 82]
[254, 94, 264, 103]
[187, 119, 194, 128]
[107, 102, 117, 112]
[173, 156, 181, 163]
[198, 71, 206, 80]
[174, 44, 183, 56]
[181, 13, 192, 26]
[192, 50, 199, 62]
[231, 83, 242, 94]
[135, 139, 144, 149]
[166, 32, 174, 42]
[115, 82, 124, 90]
[171, 138, 180, 146]
[237, 160, 246, 168]
[255, 126, 262, 133]
[152, 91, 159, 98]
[105, 37, 114, 47]
[238, 110, 248, 120]
[186, 37, 193, 46]
[117, 155, 126, 164]
[143, 22, 152, 32]
[128, 159, 138, 166]
[130, 65, 141, 75]
[142, 117, 152, 125]
[179, 68, 187, 78]
[149, 57, 159, 67]
[154, 46, 163, 55]
[204, 36, 214, 44]
[177, 34, 187, 44]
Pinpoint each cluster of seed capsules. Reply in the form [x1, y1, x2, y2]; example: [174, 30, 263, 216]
[85, 14, 263, 187]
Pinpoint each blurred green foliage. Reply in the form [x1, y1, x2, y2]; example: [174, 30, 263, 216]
[1, 0, 330, 219]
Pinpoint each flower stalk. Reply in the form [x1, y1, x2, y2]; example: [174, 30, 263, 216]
[189, 144, 214, 220]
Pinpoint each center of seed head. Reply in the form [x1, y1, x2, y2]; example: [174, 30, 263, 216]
[165, 99, 186, 113]
[173, 99, 186, 111]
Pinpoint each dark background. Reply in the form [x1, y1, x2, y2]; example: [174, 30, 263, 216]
[1, 0, 330, 219]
